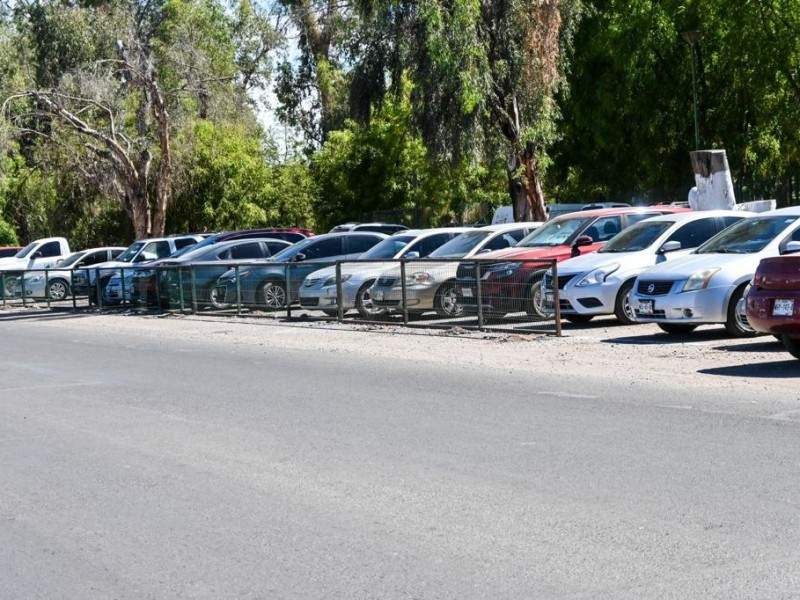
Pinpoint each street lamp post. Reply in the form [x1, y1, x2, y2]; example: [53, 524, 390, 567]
[682, 30, 702, 150]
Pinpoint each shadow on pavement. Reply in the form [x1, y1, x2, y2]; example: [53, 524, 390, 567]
[602, 328, 732, 346]
[0, 307, 94, 322]
[699, 360, 800, 378]
[713, 338, 786, 353]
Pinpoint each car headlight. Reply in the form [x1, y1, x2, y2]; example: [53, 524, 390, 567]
[682, 268, 720, 292]
[575, 263, 620, 287]
[481, 262, 520, 279]
[406, 272, 431, 284]
[322, 273, 352, 287]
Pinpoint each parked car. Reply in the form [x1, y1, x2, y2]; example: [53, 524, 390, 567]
[146, 238, 293, 308]
[746, 255, 800, 359]
[0, 246, 22, 258]
[13, 247, 126, 300]
[298, 228, 472, 318]
[369, 222, 543, 317]
[82, 235, 204, 305]
[329, 222, 408, 235]
[167, 228, 313, 261]
[632, 206, 800, 337]
[212, 232, 388, 310]
[0, 237, 72, 297]
[542, 210, 750, 324]
[454, 206, 690, 319]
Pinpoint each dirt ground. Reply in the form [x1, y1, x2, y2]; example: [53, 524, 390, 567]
[5, 303, 799, 408]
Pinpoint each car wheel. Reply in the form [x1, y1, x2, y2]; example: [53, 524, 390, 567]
[657, 323, 698, 335]
[565, 314, 594, 323]
[355, 281, 386, 319]
[47, 278, 70, 301]
[525, 278, 547, 319]
[724, 284, 757, 338]
[434, 281, 463, 317]
[208, 285, 231, 310]
[4, 277, 17, 297]
[782, 335, 800, 360]
[260, 280, 287, 310]
[614, 279, 636, 325]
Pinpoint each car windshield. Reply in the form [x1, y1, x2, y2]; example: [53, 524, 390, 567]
[515, 217, 592, 247]
[598, 221, 672, 253]
[429, 231, 491, 258]
[696, 215, 799, 254]
[56, 252, 86, 267]
[15, 242, 38, 258]
[116, 242, 145, 262]
[360, 236, 415, 259]
[171, 237, 218, 257]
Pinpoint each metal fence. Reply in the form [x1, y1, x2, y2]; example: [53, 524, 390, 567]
[0, 258, 563, 335]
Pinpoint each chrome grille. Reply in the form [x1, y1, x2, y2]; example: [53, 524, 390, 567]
[637, 280, 674, 296]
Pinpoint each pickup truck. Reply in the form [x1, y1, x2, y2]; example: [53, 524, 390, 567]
[0, 237, 71, 297]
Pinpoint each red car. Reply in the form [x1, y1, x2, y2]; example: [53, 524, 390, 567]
[746, 254, 800, 359]
[0, 246, 22, 259]
[455, 206, 691, 318]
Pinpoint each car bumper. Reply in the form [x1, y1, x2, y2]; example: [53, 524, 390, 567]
[543, 280, 620, 316]
[631, 284, 729, 324]
[298, 285, 357, 311]
[370, 285, 434, 310]
[746, 288, 800, 335]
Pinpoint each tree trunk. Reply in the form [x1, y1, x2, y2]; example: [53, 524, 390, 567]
[507, 142, 548, 222]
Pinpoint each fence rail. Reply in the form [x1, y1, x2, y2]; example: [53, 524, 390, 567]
[0, 257, 563, 335]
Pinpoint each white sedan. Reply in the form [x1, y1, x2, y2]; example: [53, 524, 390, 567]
[540, 210, 750, 324]
[631, 206, 800, 337]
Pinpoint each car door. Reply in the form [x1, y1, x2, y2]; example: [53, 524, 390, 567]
[29, 241, 63, 271]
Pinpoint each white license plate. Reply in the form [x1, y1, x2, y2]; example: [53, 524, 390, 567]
[773, 298, 794, 316]
[462, 287, 473, 298]
[638, 299, 654, 315]
[373, 291, 384, 301]
[545, 292, 554, 304]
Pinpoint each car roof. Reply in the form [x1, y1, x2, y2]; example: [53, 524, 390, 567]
[554, 206, 689, 220]
[762, 206, 800, 216]
[637, 209, 756, 224]
[76, 246, 127, 254]
[475, 222, 544, 232]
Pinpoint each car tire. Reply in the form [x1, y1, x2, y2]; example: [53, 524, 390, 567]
[657, 323, 698, 335]
[724, 284, 757, 338]
[525, 277, 547, 320]
[614, 279, 636, 325]
[434, 281, 463, 317]
[208, 284, 231, 310]
[782, 335, 800, 360]
[47, 278, 70, 301]
[565, 314, 594, 323]
[259, 279, 287, 310]
[355, 280, 385, 319]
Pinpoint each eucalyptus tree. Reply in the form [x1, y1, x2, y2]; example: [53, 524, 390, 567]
[1, 0, 280, 238]
[349, 0, 584, 221]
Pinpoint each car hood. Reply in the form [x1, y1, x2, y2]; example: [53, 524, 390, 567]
[305, 262, 398, 283]
[474, 246, 569, 260]
[636, 252, 766, 280]
[556, 250, 651, 274]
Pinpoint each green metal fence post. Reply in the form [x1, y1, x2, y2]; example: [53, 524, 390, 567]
[190, 265, 197, 315]
[236, 265, 242, 317]
[552, 260, 562, 337]
[1, 272, 5, 307]
[178, 268, 185, 314]
[155, 268, 162, 312]
[476, 261, 484, 331]
[286, 264, 292, 318]
[400, 260, 408, 326]
[95, 268, 103, 310]
[335, 262, 343, 322]
[45, 269, 50, 309]
[21, 273, 26, 307]
[71, 270, 77, 312]
[120, 267, 126, 306]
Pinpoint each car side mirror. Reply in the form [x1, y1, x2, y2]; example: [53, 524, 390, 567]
[658, 240, 682, 254]
[403, 251, 420, 259]
[293, 253, 306, 262]
[32, 251, 43, 259]
[477, 248, 492, 254]
[784, 241, 800, 254]
[573, 235, 593, 248]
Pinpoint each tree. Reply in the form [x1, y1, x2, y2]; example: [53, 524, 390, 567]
[349, 0, 584, 221]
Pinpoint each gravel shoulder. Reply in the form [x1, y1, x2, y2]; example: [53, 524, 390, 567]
[4, 305, 798, 409]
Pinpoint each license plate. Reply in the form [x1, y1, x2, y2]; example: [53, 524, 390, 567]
[545, 292, 554, 305]
[638, 299, 654, 315]
[462, 287, 473, 298]
[373, 290, 384, 301]
[773, 298, 794, 316]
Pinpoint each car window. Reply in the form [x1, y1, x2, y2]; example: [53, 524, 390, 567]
[346, 235, 381, 255]
[140, 241, 171, 260]
[38, 241, 62, 258]
[584, 217, 622, 242]
[303, 237, 345, 259]
[174, 238, 198, 250]
[484, 233, 519, 251]
[84, 251, 109, 265]
[266, 241, 290, 255]
[666, 218, 718, 249]
[411, 233, 452, 256]
[626, 212, 661, 226]
[230, 242, 264, 260]
[719, 216, 742, 229]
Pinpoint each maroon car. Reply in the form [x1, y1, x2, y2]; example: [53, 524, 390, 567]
[0, 246, 22, 259]
[746, 254, 800, 359]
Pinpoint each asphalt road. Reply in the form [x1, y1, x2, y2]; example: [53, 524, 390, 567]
[3, 314, 800, 598]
